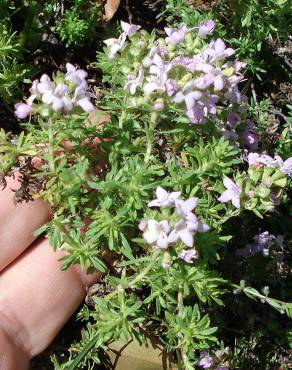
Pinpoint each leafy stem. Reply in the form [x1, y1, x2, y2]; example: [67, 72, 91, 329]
[144, 111, 159, 163]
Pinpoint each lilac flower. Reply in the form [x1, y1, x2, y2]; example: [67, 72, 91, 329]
[72, 86, 95, 113]
[124, 67, 144, 95]
[168, 219, 195, 247]
[121, 21, 141, 37]
[104, 32, 127, 59]
[224, 87, 242, 103]
[184, 90, 204, 110]
[175, 197, 198, 217]
[247, 153, 292, 176]
[143, 53, 169, 96]
[143, 220, 170, 249]
[206, 39, 235, 63]
[171, 56, 197, 72]
[154, 100, 164, 110]
[165, 25, 188, 45]
[204, 94, 219, 115]
[198, 20, 215, 37]
[168, 212, 209, 247]
[227, 112, 241, 127]
[247, 152, 261, 166]
[218, 177, 242, 208]
[14, 103, 32, 119]
[65, 63, 88, 89]
[274, 156, 292, 177]
[165, 79, 178, 96]
[241, 129, 258, 150]
[236, 231, 279, 257]
[148, 186, 181, 208]
[193, 74, 214, 90]
[186, 104, 205, 124]
[178, 249, 198, 263]
[198, 352, 214, 368]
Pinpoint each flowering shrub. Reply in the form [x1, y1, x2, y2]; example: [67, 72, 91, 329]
[1, 19, 292, 369]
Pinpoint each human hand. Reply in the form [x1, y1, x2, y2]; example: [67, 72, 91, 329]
[0, 174, 98, 370]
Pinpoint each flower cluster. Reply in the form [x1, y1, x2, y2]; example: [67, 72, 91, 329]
[139, 186, 210, 266]
[236, 231, 284, 257]
[248, 152, 292, 177]
[15, 63, 94, 119]
[105, 20, 248, 130]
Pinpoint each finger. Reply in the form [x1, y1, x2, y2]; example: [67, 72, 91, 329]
[0, 237, 98, 359]
[0, 174, 51, 271]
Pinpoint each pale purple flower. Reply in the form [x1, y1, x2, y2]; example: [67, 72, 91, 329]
[186, 104, 205, 124]
[143, 220, 170, 249]
[121, 21, 141, 37]
[37, 74, 54, 94]
[242, 130, 258, 150]
[14, 103, 32, 119]
[178, 249, 198, 263]
[224, 87, 242, 103]
[104, 32, 127, 59]
[143, 53, 169, 96]
[198, 20, 215, 37]
[236, 231, 278, 257]
[168, 219, 195, 247]
[65, 63, 88, 89]
[198, 352, 214, 368]
[165, 79, 178, 96]
[193, 74, 214, 90]
[171, 56, 197, 72]
[154, 100, 164, 110]
[148, 186, 181, 208]
[227, 112, 241, 127]
[204, 94, 219, 114]
[175, 197, 198, 217]
[72, 86, 95, 113]
[247, 152, 261, 166]
[218, 177, 242, 208]
[275, 156, 292, 177]
[76, 97, 95, 113]
[165, 25, 188, 45]
[206, 39, 235, 62]
[124, 67, 144, 95]
[184, 90, 204, 110]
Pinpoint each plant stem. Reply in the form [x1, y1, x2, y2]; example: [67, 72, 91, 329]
[144, 111, 159, 163]
[48, 118, 56, 172]
[129, 250, 160, 288]
[105, 250, 160, 301]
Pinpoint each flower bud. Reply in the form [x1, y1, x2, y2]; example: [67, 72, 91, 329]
[14, 103, 32, 119]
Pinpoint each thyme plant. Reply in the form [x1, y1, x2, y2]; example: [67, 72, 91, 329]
[1, 20, 291, 369]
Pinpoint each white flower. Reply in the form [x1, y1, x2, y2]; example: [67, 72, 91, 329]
[124, 67, 144, 95]
[143, 220, 170, 249]
[168, 219, 195, 247]
[175, 197, 198, 217]
[121, 21, 141, 36]
[104, 32, 127, 59]
[218, 177, 242, 208]
[148, 186, 181, 208]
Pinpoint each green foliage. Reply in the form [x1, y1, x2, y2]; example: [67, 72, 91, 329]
[2, 8, 292, 370]
[0, 24, 29, 102]
[55, 0, 102, 47]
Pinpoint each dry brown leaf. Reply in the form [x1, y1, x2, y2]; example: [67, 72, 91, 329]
[103, 0, 121, 21]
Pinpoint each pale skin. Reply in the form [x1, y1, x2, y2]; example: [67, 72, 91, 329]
[0, 175, 99, 369]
